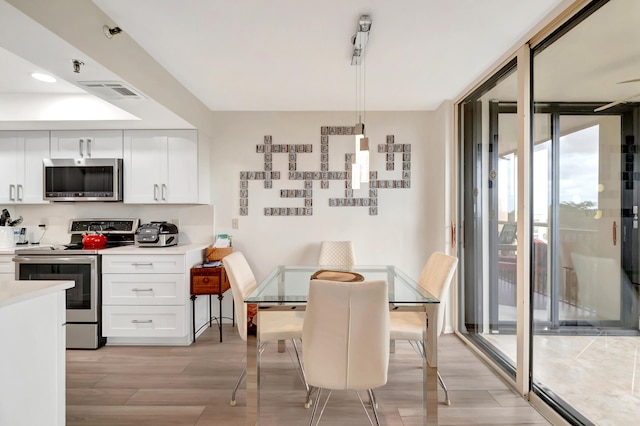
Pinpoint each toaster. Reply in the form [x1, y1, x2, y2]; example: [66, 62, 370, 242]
[135, 221, 179, 247]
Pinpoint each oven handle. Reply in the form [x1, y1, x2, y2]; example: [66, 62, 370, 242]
[13, 256, 97, 264]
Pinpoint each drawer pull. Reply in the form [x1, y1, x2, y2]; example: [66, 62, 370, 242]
[131, 288, 154, 292]
[131, 319, 153, 324]
[202, 277, 210, 283]
[131, 262, 154, 266]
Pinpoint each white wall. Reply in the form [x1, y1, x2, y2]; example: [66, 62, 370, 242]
[210, 111, 449, 282]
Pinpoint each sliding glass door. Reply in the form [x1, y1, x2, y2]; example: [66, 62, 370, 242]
[532, 113, 622, 331]
[459, 62, 519, 374]
[459, 2, 640, 423]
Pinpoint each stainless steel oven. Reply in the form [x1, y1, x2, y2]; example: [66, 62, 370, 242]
[14, 253, 106, 349]
[12, 218, 139, 349]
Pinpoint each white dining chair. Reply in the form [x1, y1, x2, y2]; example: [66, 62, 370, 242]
[389, 251, 458, 405]
[303, 279, 389, 425]
[317, 240, 357, 268]
[222, 251, 310, 407]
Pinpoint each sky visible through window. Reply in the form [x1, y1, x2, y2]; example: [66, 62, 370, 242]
[532, 124, 599, 226]
[559, 125, 599, 206]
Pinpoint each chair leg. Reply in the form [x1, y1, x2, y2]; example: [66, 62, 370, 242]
[309, 388, 333, 426]
[437, 371, 451, 406]
[356, 390, 381, 426]
[290, 338, 312, 408]
[367, 389, 378, 409]
[368, 390, 382, 425]
[308, 388, 321, 426]
[230, 366, 246, 406]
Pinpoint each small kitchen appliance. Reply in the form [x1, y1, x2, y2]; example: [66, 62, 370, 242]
[43, 158, 123, 201]
[135, 221, 179, 247]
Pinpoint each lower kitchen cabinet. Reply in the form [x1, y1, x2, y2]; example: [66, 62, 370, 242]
[0, 282, 68, 426]
[101, 246, 206, 345]
[102, 305, 186, 338]
[0, 254, 14, 278]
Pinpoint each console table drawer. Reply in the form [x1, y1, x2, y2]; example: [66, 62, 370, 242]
[190, 266, 229, 295]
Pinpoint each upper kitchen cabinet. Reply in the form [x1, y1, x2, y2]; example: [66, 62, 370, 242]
[0, 131, 50, 204]
[50, 130, 124, 159]
[123, 130, 199, 204]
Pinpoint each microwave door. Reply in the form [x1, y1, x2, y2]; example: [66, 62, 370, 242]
[43, 158, 122, 201]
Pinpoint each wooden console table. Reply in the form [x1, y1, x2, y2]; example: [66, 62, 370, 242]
[190, 265, 233, 342]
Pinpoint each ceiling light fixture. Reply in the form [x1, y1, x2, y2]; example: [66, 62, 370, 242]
[103, 25, 123, 39]
[31, 72, 56, 83]
[351, 14, 372, 190]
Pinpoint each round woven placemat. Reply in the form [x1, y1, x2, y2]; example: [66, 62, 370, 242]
[310, 269, 365, 282]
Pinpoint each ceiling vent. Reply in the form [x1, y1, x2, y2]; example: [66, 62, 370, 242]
[77, 81, 143, 100]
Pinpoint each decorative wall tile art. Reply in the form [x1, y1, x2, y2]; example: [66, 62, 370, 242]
[238, 128, 412, 216]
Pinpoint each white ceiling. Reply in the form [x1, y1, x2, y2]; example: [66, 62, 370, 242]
[0, 0, 566, 126]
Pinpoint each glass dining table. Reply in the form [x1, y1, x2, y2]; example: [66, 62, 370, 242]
[244, 265, 440, 425]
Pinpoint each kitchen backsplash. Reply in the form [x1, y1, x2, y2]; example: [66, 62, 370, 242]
[5, 204, 215, 246]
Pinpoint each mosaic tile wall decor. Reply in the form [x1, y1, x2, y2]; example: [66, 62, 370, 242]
[238, 128, 411, 216]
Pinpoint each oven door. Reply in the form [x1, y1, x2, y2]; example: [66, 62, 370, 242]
[14, 255, 99, 323]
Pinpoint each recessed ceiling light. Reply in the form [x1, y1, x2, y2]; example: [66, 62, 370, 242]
[31, 72, 56, 83]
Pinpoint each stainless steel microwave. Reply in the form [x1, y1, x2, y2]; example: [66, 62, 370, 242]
[43, 158, 123, 201]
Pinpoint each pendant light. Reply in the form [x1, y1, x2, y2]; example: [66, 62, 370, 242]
[351, 15, 371, 190]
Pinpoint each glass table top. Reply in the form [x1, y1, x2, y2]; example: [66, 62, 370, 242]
[246, 265, 439, 304]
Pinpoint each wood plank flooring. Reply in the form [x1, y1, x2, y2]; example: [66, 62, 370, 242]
[66, 326, 550, 425]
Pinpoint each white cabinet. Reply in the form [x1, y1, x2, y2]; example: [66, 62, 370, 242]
[50, 130, 123, 159]
[0, 254, 14, 277]
[0, 283, 68, 426]
[0, 131, 49, 204]
[123, 130, 199, 204]
[102, 248, 204, 345]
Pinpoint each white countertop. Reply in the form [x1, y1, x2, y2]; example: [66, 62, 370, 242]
[0, 244, 52, 255]
[101, 243, 208, 255]
[0, 278, 74, 309]
[0, 243, 208, 256]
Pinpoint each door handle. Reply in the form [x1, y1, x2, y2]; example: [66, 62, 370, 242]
[161, 184, 167, 201]
[451, 221, 456, 248]
[17, 184, 23, 201]
[79, 139, 84, 157]
[9, 184, 15, 201]
[613, 221, 617, 246]
[153, 184, 159, 201]
[86, 138, 92, 157]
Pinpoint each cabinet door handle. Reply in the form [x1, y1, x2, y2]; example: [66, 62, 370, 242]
[79, 139, 84, 157]
[9, 184, 15, 201]
[131, 319, 153, 324]
[86, 138, 92, 157]
[613, 221, 617, 246]
[153, 184, 159, 201]
[131, 288, 154, 292]
[17, 185, 23, 201]
[131, 262, 154, 266]
[161, 184, 167, 201]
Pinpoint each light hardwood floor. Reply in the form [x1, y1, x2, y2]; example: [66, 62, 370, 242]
[66, 326, 551, 425]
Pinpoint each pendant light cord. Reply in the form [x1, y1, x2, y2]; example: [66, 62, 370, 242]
[354, 31, 368, 129]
